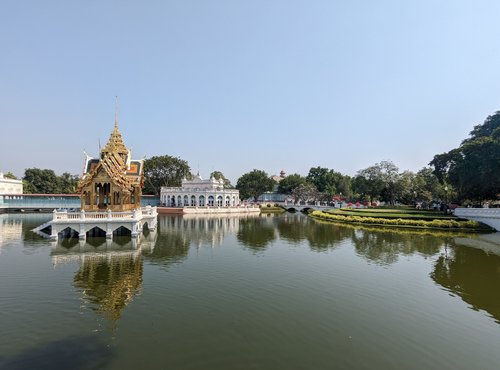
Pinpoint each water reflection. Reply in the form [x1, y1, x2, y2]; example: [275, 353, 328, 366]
[150, 214, 262, 263]
[0, 214, 23, 249]
[237, 217, 277, 252]
[0, 334, 114, 370]
[276, 213, 354, 251]
[431, 233, 500, 323]
[0, 213, 54, 250]
[351, 229, 444, 265]
[51, 233, 157, 322]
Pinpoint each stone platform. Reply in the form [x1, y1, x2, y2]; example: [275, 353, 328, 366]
[33, 206, 158, 241]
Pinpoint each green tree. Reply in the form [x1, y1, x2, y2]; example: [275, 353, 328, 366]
[143, 155, 191, 195]
[277, 173, 307, 195]
[352, 166, 384, 203]
[414, 167, 443, 203]
[23, 168, 60, 194]
[58, 172, 79, 194]
[210, 171, 233, 188]
[353, 161, 400, 204]
[236, 169, 275, 201]
[430, 111, 500, 201]
[306, 167, 352, 199]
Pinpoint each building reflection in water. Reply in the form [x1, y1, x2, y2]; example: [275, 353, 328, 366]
[431, 233, 500, 324]
[0, 214, 23, 250]
[51, 232, 157, 322]
[149, 214, 262, 264]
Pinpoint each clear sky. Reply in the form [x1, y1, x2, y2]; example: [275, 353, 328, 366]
[2, 0, 500, 183]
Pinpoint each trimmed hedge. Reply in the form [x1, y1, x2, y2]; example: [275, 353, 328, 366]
[326, 209, 455, 220]
[310, 210, 491, 231]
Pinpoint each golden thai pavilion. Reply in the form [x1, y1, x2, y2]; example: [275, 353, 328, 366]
[77, 122, 144, 212]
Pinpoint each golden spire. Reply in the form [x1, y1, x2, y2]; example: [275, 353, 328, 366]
[101, 97, 128, 156]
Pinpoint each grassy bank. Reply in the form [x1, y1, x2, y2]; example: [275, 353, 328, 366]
[310, 209, 492, 231]
[260, 206, 285, 214]
[325, 207, 455, 220]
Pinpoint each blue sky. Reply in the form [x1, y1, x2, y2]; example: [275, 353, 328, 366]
[2, 0, 500, 183]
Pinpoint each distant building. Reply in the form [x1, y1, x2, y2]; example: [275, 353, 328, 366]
[0, 172, 23, 194]
[257, 170, 287, 203]
[160, 173, 240, 207]
[271, 170, 286, 184]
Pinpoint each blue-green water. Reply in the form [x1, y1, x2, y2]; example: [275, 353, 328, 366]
[1, 213, 500, 369]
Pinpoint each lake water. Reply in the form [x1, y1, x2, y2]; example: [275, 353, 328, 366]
[1, 213, 500, 370]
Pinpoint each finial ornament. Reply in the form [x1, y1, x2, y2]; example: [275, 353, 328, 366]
[115, 95, 119, 128]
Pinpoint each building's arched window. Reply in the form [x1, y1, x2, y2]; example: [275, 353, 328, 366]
[217, 195, 223, 207]
[191, 195, 196, 206]
[199, 195, 205, 206]
[177, 196, 182, 207]
[208, 195, 214, 206]
[171, 196, 176, 206]
[225, 196, 230, 207]
[232, 196, 236, 206]
[183, 195, 189, 206]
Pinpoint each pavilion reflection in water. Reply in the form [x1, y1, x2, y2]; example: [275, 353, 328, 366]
[51, 232, 157, 322]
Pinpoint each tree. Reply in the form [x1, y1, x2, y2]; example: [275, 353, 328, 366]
[22, 169, 79, 194]
[210, 171, 233, 188]
[306, 167, 352, 199]
[353, 161, 400, 204]
[58, 172, 79, 194]
[352, 165, 384, 203]
[236, 169, 275, 202]
[291, 183, 318, 204]
[23, 168, 60, 194]
[430, 111, 500, 201]
[277, 173, 307, 195]
[414, 167, 443, 203]
[143, 155, 191, 195]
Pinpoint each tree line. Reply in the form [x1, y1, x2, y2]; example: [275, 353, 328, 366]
[12, 109, 499, 203]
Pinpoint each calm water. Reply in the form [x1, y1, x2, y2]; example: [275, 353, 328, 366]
[1, 213, 500, 370]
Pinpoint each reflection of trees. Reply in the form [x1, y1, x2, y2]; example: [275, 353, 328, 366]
[352, 229, 443, 265]
[237, 217, 276, 252]
[73, 254, 143, 322]
[431, 245, 500, 324]
[306, 222, 353, 252]
[146, 233, 191, 265]
[276, 215, 353, 252]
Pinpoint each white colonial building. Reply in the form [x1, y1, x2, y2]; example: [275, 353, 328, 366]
[161, 173, 240, 208]
[0, 172, 23, 195]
